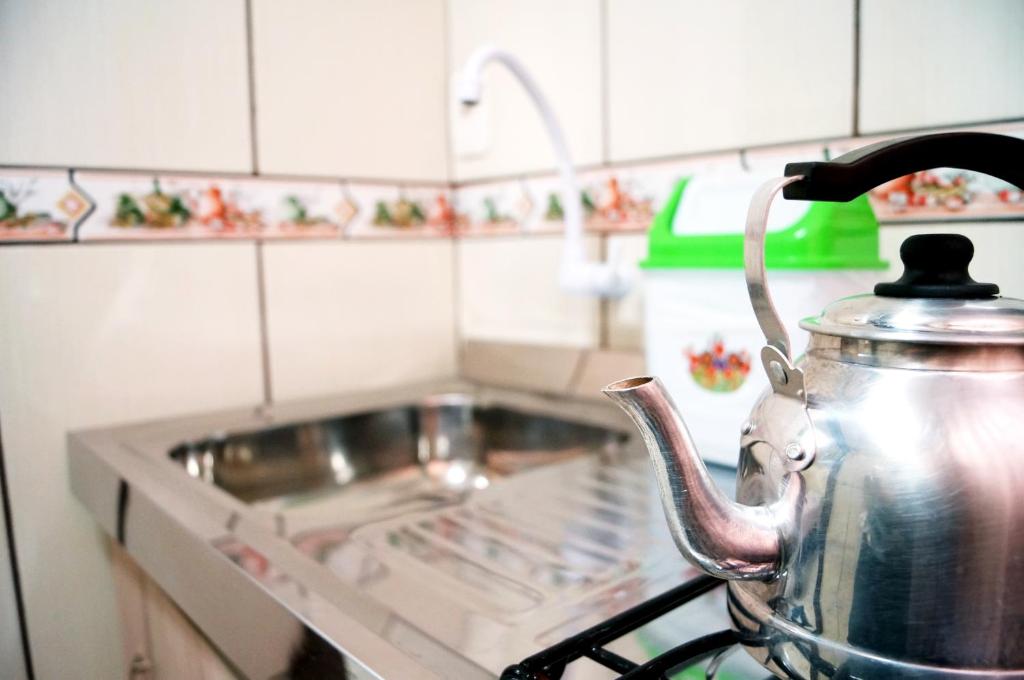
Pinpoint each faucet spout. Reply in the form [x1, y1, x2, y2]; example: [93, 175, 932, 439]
[604, 376, 801, 580]
[456, 45, 630, 298]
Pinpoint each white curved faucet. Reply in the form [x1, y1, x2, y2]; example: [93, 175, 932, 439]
[457, 45, 632, 298]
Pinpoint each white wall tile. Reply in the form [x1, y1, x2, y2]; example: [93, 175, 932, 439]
[448, 0, 603, 180]
[0, 244, 264, 680]
[571, 349, 646, 401]
[253, 0, 448, 181]
[607, 0, 854, 161]
[457, 236, 601, 347]
[460, 341, 583, 394]
[0, 0, 252, 172]
[860, 0, 1024, 133]
[262, 241, 458, 401]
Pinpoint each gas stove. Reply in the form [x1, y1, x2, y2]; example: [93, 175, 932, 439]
[501, 574, 771, 680]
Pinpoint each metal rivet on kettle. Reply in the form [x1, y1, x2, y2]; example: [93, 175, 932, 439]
[741, 420, 755, 436]
[785, 443, 806, 462]
[768, 360, 788, 385]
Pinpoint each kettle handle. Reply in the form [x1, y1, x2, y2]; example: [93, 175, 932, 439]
[783, 131, 1024, 201]
[743, 175, 806, 363]
[745, 131, 1024, 367]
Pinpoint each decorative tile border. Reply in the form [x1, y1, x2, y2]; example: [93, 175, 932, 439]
[828, 127, 1024, 223]
[75, 173, 453, 241]
[2, 123, 1021, 245]
[0, 169, 92, 242]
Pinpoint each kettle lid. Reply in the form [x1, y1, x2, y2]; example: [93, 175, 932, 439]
[801, 234, 1024, 345]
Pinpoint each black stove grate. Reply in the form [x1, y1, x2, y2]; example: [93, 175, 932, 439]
[501, 574, 773, 680]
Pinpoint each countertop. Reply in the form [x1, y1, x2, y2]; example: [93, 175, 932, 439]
[69, 379, 742, 679]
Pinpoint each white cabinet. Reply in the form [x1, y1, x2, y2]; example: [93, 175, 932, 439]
[447, 0, 604, 181]
[606, 0, 855, 161]
[859, 0, 1024, 132]
[112, 546, 239, 680]
[252, 0, 448, 182]
[0, 0, 252, 172]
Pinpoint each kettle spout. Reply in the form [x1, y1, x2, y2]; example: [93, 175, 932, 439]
[603, 376, 801, 580]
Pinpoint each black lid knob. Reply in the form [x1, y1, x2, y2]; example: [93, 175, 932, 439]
[874, 234, 999, 299]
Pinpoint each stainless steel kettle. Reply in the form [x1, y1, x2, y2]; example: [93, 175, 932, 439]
[604, 132, 1024, 679]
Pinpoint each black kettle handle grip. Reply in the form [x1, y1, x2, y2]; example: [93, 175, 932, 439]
[782, 132, 1024, 201]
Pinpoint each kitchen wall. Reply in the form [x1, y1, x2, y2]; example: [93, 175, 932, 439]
[449, 0, 1024, 351]
[0, 3, 458, 676]
[0, 1, 1022, 678]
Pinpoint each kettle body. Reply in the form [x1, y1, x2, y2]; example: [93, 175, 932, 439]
[604, 132, 1024, 678]
[732, 331, 1024, 677]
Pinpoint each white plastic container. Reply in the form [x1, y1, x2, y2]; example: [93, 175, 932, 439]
[642, 175, 886, 466]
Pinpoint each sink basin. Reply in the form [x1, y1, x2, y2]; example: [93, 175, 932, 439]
[74, 382, 729, 679]
[169, 393, 629, 505]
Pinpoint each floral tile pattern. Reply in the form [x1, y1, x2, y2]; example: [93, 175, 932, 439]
[0, 170, 91, 242]
[1, 123, 1020, 246]
[868, 168, 1023, 221]
[584, 173, 655, 232]
[454, 181, 530, 236]
[347, 184, 453, 239]
[78, 173, 349, 240]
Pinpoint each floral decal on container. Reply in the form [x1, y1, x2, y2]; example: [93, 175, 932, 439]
[686, 336, 751, 393]
[0, 172, 90, 241]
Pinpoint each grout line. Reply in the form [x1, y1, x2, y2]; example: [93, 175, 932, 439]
[0, 419, 35, 680]
[852, 0, 861, 136]
[847, 117, 1024, 140]
[451, 229, 465, 374]
[0, 215, 1012, 251]
[3, 119, 1021, 193]
[598, 234, 610, 350]
[138, 566, 155, 678]
[67, 168, 95, 243]
[450, 117, 1024, 188]
[243, 0, 260, 175]
[565, 349, 590, 395]
[599, 0, 611, 164]
[254, 242, 274, 406]
[0, 164, 452, 189]
[441, 0, 455, 184]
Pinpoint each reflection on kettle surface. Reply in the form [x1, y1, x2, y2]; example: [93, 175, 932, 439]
[605, 133, 1024, 678]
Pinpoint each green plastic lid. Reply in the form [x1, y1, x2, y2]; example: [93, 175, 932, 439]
[642, 177, 888, 270]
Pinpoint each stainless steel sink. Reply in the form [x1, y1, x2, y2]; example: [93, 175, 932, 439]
[169, 393, 629, 505]
[72, 381, 749, 679]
